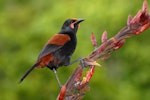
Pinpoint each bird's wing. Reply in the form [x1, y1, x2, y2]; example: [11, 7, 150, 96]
[38, 34, 71, 60]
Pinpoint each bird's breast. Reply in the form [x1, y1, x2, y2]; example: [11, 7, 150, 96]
[61, 37, 77, 56]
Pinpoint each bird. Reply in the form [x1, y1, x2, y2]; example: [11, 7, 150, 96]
[19, 18, 84, 88]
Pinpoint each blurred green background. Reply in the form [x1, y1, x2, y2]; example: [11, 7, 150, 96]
[0, 0, 150, 100]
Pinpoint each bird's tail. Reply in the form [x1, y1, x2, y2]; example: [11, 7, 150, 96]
[19, 62, 39, 83]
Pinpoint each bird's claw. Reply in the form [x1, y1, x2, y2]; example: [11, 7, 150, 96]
[80, 58, 101, 68]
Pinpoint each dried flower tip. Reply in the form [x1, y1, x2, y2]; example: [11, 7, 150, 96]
[91, 33, 98, 47]
[143, 0, 148, 12]
[101, 31, 107, 43]
[57, 85, 66, 100]
[86, 66, 95, 82]
[127, 15, 132, 25]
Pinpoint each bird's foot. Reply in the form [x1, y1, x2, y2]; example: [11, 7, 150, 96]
[80, 58, 101, 68]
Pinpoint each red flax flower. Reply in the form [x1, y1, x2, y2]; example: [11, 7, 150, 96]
[57, 1, 150, 100]
[91, 32, 98, 48]
[128, 0, 150, 34]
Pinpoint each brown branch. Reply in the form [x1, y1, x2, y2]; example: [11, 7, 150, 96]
[57, 0, 150, 100]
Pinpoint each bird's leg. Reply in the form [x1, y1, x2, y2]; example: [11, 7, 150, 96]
[71, 58, 86, 69]
[52, 68, 62, 88]
[66, 57, 85, 69]
[68, 57, 83, 66]
[79, 58, 86, 69]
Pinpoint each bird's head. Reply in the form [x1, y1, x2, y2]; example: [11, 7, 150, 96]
[60, 18, 84, 34]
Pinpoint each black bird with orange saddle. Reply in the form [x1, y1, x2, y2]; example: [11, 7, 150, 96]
[19, 18, 84, 87]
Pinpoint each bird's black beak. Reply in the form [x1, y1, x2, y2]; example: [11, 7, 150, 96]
[74, 18, 84, 25]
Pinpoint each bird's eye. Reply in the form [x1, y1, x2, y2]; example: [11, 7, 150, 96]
[71, 20, 76, 23]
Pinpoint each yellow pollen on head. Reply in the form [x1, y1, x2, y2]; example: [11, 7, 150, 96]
[71, 18, 78, 21]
